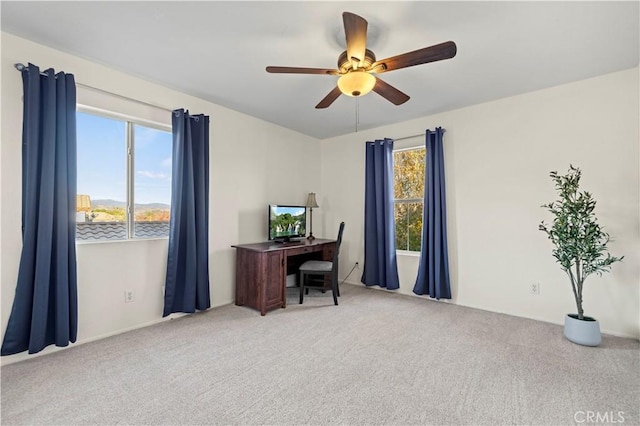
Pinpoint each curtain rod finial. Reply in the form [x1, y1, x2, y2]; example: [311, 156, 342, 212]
[14, 63, 26, 71]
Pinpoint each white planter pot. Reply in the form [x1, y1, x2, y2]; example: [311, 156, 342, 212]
[564, 314, 601, 346]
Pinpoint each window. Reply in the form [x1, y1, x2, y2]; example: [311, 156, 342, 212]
[393, 147, 426, 251]
[76, 110, 172, 241]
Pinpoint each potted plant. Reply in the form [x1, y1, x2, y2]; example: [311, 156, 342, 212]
[539, 165, 623, 346]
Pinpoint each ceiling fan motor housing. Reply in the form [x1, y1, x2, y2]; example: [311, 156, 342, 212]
[338, 49, 377, 73]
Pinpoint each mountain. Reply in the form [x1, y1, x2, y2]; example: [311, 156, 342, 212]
[137, 203, 171, 210]
[91, 199, 170, 210]
[92, 199, 125, 208]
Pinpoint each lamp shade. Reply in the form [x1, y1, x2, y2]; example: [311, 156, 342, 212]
[306, 192, 319, 208]
[337, 71, 376, 97]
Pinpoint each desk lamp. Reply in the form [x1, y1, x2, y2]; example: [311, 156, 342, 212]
[306, 192, 319, 240]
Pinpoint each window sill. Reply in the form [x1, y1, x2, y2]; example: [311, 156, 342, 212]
[396, 250, 421, 257]
[76, 237, 169, 246]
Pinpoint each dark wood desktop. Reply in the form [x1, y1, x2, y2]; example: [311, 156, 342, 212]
[232, 238, 336, 315]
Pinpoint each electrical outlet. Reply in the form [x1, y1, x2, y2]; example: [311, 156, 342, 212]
[530, 283, 540, 295]
[125, 290, 134, 303]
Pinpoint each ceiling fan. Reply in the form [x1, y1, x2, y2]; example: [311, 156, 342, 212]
[266, 12, 457, 109]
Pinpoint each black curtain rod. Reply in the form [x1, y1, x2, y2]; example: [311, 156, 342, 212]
[15, 62, 49, 76]
[394, 133, 425, 142]
[14, 63, 175, 113]
[394, 128, 447, 142]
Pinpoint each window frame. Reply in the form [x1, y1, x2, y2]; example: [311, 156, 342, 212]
[393, 145, 426, 254]
[76, 104, 172, 242]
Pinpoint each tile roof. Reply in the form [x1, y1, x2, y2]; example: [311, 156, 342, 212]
[76, 222, 169, 241]
[76, 195, 91, 211]
[135, 222, 170, 239]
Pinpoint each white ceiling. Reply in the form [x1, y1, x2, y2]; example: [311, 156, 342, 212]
[2, 1, 638, 139]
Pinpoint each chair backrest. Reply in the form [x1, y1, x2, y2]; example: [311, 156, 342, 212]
[334, 221, 345, 260]
[331, 222, 345, 282]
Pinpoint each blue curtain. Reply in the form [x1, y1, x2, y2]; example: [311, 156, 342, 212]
[413, 128, 451, 299]
[1, 64, 78, 355]
[163, 109, 211, 316]
[361, 139, 400, 290]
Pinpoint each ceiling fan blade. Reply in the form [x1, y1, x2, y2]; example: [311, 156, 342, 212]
[372, 77, 410, 105]
[315, 86, 342, 109]
[266, 66, 339, 75]
[371, 41, 457, 73]
[343, 12, 368, 66]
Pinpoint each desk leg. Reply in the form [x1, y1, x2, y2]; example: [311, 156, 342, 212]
[235, 249, 246, 306]
[282, 256, 288, 309]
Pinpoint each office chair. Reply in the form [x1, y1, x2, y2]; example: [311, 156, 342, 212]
[299, 222, 345, 305]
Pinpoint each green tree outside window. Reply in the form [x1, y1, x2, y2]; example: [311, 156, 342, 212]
[394, 148, 426, 251]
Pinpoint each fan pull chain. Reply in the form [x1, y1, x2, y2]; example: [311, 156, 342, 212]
[355, 97, 360, 133]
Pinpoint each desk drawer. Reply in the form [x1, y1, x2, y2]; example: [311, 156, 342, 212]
[287, 245, 322, 256]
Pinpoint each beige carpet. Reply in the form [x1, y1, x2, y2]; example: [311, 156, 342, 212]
[1, 284, 638, 425]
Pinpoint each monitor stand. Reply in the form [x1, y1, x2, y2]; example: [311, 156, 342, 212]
[274, 237, 302, 245]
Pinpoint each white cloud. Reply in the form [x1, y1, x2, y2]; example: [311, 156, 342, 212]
[137, 170, 168, 179]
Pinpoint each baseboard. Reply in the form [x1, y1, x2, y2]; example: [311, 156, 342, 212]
[341, 281, 639, 340]
[0, 301, 233, 367]
[3, 283, 635, 367]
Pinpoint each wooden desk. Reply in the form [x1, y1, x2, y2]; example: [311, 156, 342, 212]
[232, 239, 336, 315]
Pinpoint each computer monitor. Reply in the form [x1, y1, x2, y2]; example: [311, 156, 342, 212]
[268, 204, 306, 242]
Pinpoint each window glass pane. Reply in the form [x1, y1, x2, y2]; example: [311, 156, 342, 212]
[133, 124, 172, 239]
[76, 112, 127, 241]
[394, 203, 409, 250]
[393, 148, 426, 200]
[394, 202, 423, 251]
[407, 202, 423, 252]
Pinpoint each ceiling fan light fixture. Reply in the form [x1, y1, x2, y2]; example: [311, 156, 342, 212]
[337, 71, 375, 97]
[266, 12, 456, 109]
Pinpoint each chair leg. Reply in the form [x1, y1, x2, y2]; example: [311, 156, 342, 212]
[332, 278, 338, 306]
[337, 282, 340, 297]
[299, 271, 304, 304]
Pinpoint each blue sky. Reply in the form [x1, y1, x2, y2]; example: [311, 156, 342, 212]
[272, 206, 305, 217]
[77, 112, 172, 205]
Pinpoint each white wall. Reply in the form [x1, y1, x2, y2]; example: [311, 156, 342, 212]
[1, 32, 637, 369]
[1, 33, 323, 365]
[321, 68, 640, 339]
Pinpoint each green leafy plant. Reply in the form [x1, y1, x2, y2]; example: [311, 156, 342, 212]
[539, 165, 623, 320]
